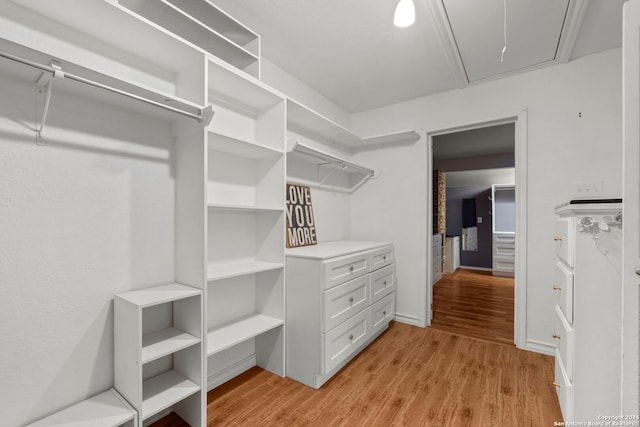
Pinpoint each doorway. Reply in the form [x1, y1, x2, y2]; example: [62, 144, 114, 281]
[425, 113, 527, 349]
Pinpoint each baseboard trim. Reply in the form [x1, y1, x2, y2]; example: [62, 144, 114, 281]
[207, 354, 257, 391]
[524, 339, 555, 356]
[394, 313, 423, 327]
[459, 265, 493, 272]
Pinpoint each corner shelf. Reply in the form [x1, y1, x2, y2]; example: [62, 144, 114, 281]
[207, 314, 284, 356]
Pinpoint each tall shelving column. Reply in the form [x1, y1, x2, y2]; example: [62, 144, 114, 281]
[204, 56, 286, 389]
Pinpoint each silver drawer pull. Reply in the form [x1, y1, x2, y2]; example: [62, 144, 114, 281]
[383, 310, 387, 316]
[349, 296, 354, 304]
[349, 334, 354, 341]
[384, 280, 387, 286]
[349, 266, 354, 273]
[383, 255, 386, 261]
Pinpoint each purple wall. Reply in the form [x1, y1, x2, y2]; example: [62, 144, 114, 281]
[434, 152, 514, 172]
[445, 186, 493, 269]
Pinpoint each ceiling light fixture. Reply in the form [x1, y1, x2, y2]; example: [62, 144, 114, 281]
[394, 0, 415, 27]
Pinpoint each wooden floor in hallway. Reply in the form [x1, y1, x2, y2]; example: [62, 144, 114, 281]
[152, 322, 562, 427]
[431, 268, 515, 346]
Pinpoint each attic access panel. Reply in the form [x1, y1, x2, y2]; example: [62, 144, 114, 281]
[443, 0, 570, 82]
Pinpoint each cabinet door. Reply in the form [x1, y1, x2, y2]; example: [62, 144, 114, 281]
[323, 275, 369, 332]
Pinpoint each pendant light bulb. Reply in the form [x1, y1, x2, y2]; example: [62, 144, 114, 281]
[394, 0, 415, 27]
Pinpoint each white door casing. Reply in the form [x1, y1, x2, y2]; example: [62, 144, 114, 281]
[622, 0, 640, 415]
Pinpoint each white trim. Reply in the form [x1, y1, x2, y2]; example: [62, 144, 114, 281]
[458, 265, 493, 272]
[426, 110, 528, 349]
[425, 0, 468, 86]
[555, 0, 591, 63]
[394, 313, 423, 327]
[524, 339, 555, 356]
[207, 354, 256, 390]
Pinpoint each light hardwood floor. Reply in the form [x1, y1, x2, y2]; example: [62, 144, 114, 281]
[151, 322, 562, 426]
[431, 268, 515, 345]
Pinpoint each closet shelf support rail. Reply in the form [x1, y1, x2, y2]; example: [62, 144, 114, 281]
[0, 49, 214, 126]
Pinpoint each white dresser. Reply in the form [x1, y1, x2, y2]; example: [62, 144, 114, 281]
[286, 241, 396, 389]
[553, 202, 622, 422]
[444, 236, 460, 273]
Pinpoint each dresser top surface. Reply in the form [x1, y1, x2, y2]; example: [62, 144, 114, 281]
[286, 240, 392, 259]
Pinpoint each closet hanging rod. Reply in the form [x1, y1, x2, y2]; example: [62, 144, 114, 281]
[0, 49, 213, 124]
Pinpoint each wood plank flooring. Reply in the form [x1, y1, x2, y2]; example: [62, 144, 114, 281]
[151, 322, 562, 426]
[431, 269, 515, 345]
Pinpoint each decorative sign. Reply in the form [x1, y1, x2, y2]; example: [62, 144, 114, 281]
[286, 184, 317, 248]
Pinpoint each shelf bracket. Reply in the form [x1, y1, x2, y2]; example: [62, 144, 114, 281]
[35, 61, 65, 146]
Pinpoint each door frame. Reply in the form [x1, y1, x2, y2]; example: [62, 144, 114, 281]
[622, 0, 639, 415]
[425, 110, 527, 349]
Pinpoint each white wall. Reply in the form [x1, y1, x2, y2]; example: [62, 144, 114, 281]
[350, 48, 623, 348]
[0, 76, 176, 426]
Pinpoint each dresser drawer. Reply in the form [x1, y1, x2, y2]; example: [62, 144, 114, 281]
[493, 233, 515, 245]
[553, 261, 574, 324]
[370, 292, 395, 336]
[323, 275, 369, 332]
[323, 308, 369, 374]
[323, 252, 370, 289]
[370, 264, 396, 304]
[554, 305, 574, 381]
[555, 217, 574, 267]
[555, 349, 574, 421]
[370, 246, 394, 271]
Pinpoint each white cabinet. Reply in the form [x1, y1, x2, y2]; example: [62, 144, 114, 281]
[553, 203, 622, 422]
[432, 233, 443, 283]
[444, 236, 460, 273]
[205, 58, 286, 389]
[114, 283, 204, 427]
[492, 185, 515, 277]
[286, 241, 396, 389]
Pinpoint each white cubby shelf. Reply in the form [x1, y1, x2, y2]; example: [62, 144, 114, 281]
[141, 370, 200, 420]
[207, 314, 284, 356]
[141, 327, 201, 364]
[207, 260, 284, 282]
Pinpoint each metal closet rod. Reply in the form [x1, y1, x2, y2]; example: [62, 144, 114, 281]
[0, 49, 209, 123]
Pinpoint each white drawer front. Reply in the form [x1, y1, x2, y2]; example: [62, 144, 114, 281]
[493, 259, 515, 272]
[554, 305, 575, 382]
[494, 243, 515, 258]
[555, 350, 574, 422]
[370, 246, 394, 271]
[553, 261, 574, 325]
[432, 233, 442, 247]
[370, 264, 396, 304]
[323, 275, 369, 332]
[323, 252, 370, 289]
[555, 217, 574, 267]
[493, 233, 515, 244]
[370, 293, 395, 336]
[323, 308, 369, 374]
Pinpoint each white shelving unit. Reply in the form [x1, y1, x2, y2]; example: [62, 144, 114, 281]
[205, 57, 286, 389]
[115, 283, 204, 426]
[117, 0, 260, 78]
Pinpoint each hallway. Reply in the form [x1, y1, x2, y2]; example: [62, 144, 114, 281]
[431, 269, 515, 345]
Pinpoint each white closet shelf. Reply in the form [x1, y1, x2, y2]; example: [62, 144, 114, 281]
[208, 57, 283, 116]
[142, 370, 200, 420]
[117, 283, 200, 307]
[119, 0, 258, 70]
[25, 388, 136, 427]
[141, 327, 201, 364]
[207, 260, 284, 281]
[208, 131, 283, 159]
[287, 98, 420, 152]
[207, 314, 284, 356]
[207, 203, 283, 213]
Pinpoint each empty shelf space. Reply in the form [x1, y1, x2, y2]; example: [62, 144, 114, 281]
[207, 203, 283, 212]
[25, 388, 136, 427]
[116, 283, 200, 307]
[207, 260, 284, 281]
[141, 327, 201, 364]
[207, 314, 284, 356]
[142, 370, 200, 421]
[209, 131, 283, 159]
